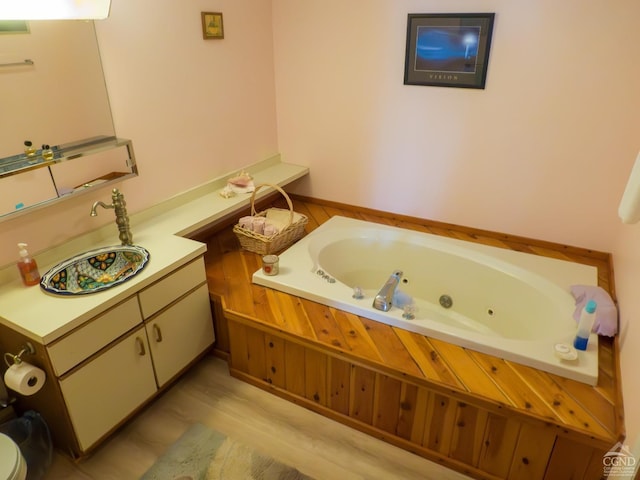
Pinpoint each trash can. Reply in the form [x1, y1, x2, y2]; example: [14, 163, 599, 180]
[0, 411, 52, 480]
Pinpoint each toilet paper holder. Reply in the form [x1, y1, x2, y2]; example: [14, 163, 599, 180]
[3, 342, 35, 368]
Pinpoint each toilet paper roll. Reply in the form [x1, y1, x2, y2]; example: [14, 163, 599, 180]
[4, 362, 46, 396]
[619, 150, 640, 224]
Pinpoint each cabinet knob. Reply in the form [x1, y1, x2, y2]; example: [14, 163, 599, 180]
[135, 337, 146, 356]
[153, 324, 163, 343]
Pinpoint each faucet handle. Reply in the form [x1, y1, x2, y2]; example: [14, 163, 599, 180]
[402, 303, 417, 320]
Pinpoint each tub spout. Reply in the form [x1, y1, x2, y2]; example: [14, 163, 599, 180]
[373, 270, 403, 312]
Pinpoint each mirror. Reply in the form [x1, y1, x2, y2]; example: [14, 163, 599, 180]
[0, 20, 114, 158]
[0, 19, 136, 219]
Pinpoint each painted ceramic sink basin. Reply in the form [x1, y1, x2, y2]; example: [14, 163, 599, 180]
[40, 245, 150, 295]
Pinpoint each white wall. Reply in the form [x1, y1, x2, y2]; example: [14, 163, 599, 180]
[0, 0, 279, 267]
[272, 0, 640, 452]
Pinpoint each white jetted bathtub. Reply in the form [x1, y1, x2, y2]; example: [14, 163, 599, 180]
[252, 216, 599, 385]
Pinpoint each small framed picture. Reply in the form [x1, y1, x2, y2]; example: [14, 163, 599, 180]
[202, 12, 224, 40]
[404, 13, 495, 89]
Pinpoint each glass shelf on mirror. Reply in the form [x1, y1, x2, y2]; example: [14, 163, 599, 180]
[0, 136, 137, 221]
[0, 136, 134, 179]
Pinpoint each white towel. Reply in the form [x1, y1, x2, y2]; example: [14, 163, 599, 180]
[265, 208, 304, 231]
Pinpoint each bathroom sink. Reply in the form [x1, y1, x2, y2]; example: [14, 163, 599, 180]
[40, 245, 150, 295]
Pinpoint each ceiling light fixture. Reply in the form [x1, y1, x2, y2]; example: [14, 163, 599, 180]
[0, 0, 111, 20]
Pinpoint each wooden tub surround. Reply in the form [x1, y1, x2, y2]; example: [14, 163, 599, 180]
[202, 195, 624, 480]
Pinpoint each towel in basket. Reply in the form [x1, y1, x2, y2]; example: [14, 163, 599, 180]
[233, 184, 308, 255]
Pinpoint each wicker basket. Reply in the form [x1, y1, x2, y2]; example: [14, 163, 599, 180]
[233, 183, 308, 255]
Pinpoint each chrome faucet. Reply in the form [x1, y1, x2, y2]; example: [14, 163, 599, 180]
[90, 188, 133, 245]
[373, 270, 403, 312]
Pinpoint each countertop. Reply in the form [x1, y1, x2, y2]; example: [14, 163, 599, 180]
[0, 155, 309, 344]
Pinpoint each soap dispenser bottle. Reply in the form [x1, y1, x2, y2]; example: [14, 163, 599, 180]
[17, 243, 41, 286]
[574, 300, 597, 351]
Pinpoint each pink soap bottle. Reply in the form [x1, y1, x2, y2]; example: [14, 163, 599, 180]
[17, 243, 40, 286]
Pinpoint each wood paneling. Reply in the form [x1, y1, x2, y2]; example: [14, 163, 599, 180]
[304, 348, 328, 406]
[508, 423, 556, 480]
[544, 436, 596, 480]
[206, 195, 624, 480]
[478, 415, 520, 478]
[328, 357, 350, 415]
[426, 393, 457, 455]
[264, 334, 286, 388]
[349, 365, 376, 424]
[284, 341, 306, 397]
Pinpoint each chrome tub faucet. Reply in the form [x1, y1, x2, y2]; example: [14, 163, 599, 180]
[373, 270, 403, 312]
[90, 188, 133, 245]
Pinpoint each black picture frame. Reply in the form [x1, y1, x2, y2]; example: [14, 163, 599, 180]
[404, 13, 495, 89]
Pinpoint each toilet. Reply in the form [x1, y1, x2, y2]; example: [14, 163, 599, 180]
[0, 433, 27, 480]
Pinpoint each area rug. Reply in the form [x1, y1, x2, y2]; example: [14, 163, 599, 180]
[140, 423, 314, 480]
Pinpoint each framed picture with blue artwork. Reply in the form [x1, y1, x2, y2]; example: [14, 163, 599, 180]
[404, 13, 495, 89]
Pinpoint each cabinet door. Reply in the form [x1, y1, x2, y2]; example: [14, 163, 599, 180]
[59, 326, 157, 452]
[146, 284, 214, 387]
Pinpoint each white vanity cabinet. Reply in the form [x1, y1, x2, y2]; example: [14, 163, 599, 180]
[145, 284, 213, 387]
[46, 256, 214, 453]
[0, 157, 308, 458]
[58, 326, 157, 451]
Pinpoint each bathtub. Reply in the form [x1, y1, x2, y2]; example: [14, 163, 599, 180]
[252, 216, 599, 385]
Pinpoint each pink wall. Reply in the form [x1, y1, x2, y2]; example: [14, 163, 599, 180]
[0, 0, 279, 267]
[96, 0, 279, 205]
[613, 225, 640, 455]
[272, 0, 640, 454]
[274, 0, 640, 252]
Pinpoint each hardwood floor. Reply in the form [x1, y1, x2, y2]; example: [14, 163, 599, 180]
[43, 354, 471, 480]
